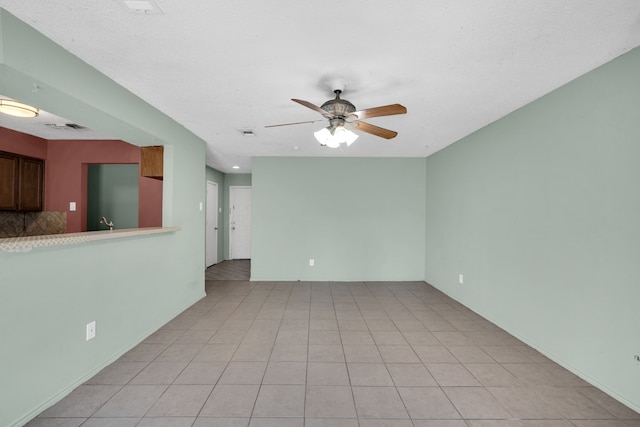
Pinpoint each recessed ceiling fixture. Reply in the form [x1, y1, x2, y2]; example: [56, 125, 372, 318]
[121, 0, 163, 14]
[0, 99, 39, 118]
[232, 165, 240, 169]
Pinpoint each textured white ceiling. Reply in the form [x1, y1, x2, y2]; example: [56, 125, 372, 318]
[1, 0, 640, 172]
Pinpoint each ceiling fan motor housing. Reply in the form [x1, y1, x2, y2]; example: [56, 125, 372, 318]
[320, 90, 356, 118]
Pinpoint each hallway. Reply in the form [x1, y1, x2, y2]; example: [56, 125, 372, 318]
[29, 279, 640, 426]
[205, 260, 251, 281]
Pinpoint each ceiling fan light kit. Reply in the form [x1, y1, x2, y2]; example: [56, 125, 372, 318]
[268, 87, 407, 148]
[314, 123, 359, 148]
[0, 99, 40, 118]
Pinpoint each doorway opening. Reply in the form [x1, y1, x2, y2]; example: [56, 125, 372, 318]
[86, 164, 139, 231]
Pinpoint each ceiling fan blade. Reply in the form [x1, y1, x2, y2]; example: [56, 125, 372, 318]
[352, 120, 398, 139]
[352, 104, 407, 120]
[292, 99, 333, 117]
[265, 119, 324, 128]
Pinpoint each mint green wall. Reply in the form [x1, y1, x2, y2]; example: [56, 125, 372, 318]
[252, 157, 425, 281]
[224, 174, 252, 260]
[0, 10, 206, 427]
[87, 164, 140, 231]
[206, 166, 225, 263]
[425, 47, 640, 411]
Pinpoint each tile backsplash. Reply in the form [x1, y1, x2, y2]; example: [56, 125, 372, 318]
[0, 211, 66, 238]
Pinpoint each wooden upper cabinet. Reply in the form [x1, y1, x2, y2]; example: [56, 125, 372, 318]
[0, 152, 19, 210]
[0, 151, 44, 211]
[19, 157, 44, 211]
[141, 146, 163, 180]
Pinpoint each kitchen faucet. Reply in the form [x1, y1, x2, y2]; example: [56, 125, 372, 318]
[100, 216, 114, 230]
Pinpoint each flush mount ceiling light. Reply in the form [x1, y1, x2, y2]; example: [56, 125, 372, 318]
[0, 99, 39, 118]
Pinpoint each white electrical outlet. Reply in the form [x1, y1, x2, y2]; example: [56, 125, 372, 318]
[86, 321, 96, 341]
[309, 259, 315, 267]
[69, 201, 76, 211]
[458, 274, 464, 284]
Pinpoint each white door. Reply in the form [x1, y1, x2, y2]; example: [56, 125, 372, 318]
[206, 181, 218, 267]
[230, 186, 251, 259]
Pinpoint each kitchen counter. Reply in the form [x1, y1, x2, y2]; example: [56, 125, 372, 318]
[0, 227, 181, 252]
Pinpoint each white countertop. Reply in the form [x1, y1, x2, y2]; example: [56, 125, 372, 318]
[0, 227, 181, 252]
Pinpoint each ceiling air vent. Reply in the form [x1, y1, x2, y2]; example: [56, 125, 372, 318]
[45, 123, 87, 130]
[121, 0, 164, 14]
[65, 123, 86, 130]
[239, 129, 255, 137]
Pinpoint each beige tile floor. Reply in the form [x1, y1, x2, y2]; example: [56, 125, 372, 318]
[30, 278, 640, 427]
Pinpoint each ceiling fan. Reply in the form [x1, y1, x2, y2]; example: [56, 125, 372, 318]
[266, 89, 407, 148]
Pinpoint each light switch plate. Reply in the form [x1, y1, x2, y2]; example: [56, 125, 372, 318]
[86, 321, 96, 341]
[69, 202, 76, 211]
